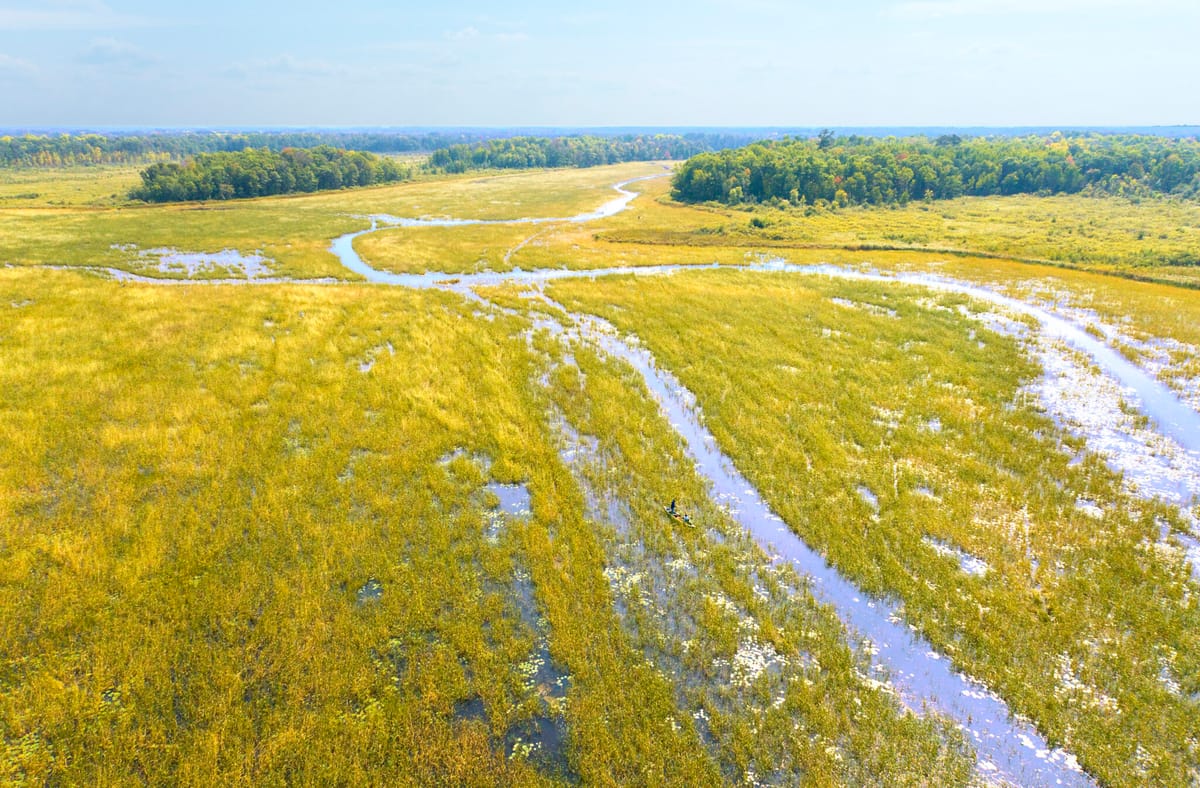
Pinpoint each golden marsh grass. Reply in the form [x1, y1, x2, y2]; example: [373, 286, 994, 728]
[5, 160, 1200, 784]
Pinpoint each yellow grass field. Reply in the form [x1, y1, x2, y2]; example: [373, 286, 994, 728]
[3, 161, 1199, 785]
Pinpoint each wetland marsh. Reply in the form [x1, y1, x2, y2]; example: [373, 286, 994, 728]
[3, 160, 1199, 786]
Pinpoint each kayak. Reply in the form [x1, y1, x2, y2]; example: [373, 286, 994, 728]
[664, 505, 694, 526]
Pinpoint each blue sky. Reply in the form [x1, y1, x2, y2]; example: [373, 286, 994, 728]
[0, 0, 1196, 127]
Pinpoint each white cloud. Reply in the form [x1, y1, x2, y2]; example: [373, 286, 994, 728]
[888, 0, 1190, 17]
[445, 26, 480, 41]
[78, 37, 156, 67]
[0, 0, 154, 30]
[704, 0, 794, 11]
[0, 52, 35, 73]
[445, 26, 528, 44]
[224, 55, 355, 80]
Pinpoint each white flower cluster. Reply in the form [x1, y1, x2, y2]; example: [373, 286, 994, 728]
[730, 637, 786, 689]
[604, 565, 643, 597]
[871, 405, 904, 431]
[830, 296, 898, 319]
[1158, 652, 1182, 696]
[922, 536, 990, 577]
[705, 591, 740, 617]
[1054, 653, 1120, 714]
[1019, 281, 1200, 416]
[1032, 338, 1200, 528]
[665, 557, 693, 574]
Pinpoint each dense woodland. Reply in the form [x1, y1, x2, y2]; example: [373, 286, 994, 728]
[126, 134, 735, 202]
[109, 131, 1200, 205]
[425, 134, 734, 173]
[130, 146, 408, 202]
[0, 131, 546, 167]
[671, 133, 1200, 207]
[0, 132, 457, 167]
[0, 130, 754, 168]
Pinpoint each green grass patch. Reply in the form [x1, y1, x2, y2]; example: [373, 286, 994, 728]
[0, 165, 144, 208]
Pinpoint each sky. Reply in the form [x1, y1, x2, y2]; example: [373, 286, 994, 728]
[0, 0, 1196, 127]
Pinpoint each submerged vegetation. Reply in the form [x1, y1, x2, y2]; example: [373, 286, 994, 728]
[0, 271, 709, 783]
[0, 268, 973, 784]
[548, 271, 1200, 785]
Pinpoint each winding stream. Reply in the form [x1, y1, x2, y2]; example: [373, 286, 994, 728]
[45, 173, 1199, 784]
[543, 301, 1090, 785]
[330, 180, 1170, 784]
[331, 174, 660, 285]
[320, 175, 1200, 784]
[333, 216, 1200, 521]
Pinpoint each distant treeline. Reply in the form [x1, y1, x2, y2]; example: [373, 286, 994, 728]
[0, 131, 546, 167]
[425, 134, 733, 173]
[130, 146, 409, 202]
[127, 133, 749, 203]
[1, 130, 756, 169]
[671, 133, 1200, 207]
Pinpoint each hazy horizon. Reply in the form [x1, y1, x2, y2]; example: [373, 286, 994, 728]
[0, 0, 1197, 127]
[5, 125, 1200, 135]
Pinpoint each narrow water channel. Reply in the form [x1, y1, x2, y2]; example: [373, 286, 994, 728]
[62, 173, 1199, 784]
[323, 176, 1200, 783]
[548, 303, 1091, 786]
[333, 216, 1200, 512]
